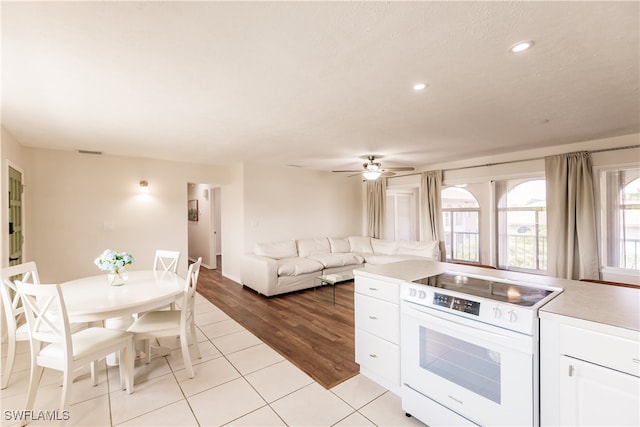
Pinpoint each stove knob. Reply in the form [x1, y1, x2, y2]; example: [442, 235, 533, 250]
[508, 310, 518, 322]
[418, 290, 426, 299]
[409, 288, 417, 297]
[492, 306, 502, 319]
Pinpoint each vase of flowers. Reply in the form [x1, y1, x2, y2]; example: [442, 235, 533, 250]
[95, 249, 134, 286]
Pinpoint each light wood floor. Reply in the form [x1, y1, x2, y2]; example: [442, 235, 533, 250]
[196, 262, 359, 389]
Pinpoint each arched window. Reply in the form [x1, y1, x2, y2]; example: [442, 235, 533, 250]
[497, 179, 547, 272]
[442, 187, 480, 263]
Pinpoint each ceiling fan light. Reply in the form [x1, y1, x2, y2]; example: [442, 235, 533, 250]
[363, 170, 382, 180]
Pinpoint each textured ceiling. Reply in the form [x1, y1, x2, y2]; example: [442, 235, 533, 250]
[2, 1, 639, 172]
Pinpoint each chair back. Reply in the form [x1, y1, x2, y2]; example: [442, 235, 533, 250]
[16, 282, 73, 351]
[180, 258, 202, 327]
[153, 250, 180, 273]
[1, 262, 40, 333]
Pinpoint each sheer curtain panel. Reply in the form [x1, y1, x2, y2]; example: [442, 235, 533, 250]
[545, 151, 599, 280]
[421, 171, 446, 260]
[367, 178, 387, 238]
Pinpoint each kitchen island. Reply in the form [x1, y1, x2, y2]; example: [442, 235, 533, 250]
[354, 260, 640, 426]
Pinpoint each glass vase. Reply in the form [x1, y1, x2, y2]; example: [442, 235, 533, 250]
[107, 269, 127, 286]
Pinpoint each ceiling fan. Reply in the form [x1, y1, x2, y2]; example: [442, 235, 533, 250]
[332, 155, 415, 180]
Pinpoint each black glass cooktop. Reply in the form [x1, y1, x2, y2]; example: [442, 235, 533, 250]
[412, 272, 553, 306]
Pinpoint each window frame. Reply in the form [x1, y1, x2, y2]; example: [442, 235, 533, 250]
[594, 164, 640, 279]
[441, 186, 481, 264]
[494, 177, 547, 275]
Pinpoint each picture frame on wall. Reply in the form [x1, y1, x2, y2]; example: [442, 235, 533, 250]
[188, 199, 198, 221]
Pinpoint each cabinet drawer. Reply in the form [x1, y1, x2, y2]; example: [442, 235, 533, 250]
[559, 324, 640, 377]
[355, 276, 399, 304]
[355, 293, 399, 344]
[355, 329, 400, 386]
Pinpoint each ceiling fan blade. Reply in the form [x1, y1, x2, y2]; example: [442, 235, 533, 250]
[332, 169, 363, 173]
[384, 167, 415, 171]
[381, 171, 396, 177]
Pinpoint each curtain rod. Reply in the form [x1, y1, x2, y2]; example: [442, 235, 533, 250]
[394, 144, 640, 176]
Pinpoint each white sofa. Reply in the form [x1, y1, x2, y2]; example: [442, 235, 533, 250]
[241, 236, 440, 297]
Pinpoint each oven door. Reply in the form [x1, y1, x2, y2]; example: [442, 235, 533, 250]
[401, 300, 536, 427]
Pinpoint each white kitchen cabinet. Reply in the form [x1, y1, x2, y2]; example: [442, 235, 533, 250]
[540, 314, 640, 426]
[354, 275, 401, 394]
[559, 356, 639, 426]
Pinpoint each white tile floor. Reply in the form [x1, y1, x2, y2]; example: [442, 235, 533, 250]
[1, 293, 426, 427]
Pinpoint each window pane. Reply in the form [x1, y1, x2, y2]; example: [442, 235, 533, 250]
[601, 170, 640, 271]
[497, 179, 546, 272]
[442, 187, 480, 263]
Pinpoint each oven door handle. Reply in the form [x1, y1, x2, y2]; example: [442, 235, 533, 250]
[403, 302, 532, 352]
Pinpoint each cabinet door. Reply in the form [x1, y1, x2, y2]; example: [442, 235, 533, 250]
[560, 356, 640, 426]
[354, 293, 399, 344]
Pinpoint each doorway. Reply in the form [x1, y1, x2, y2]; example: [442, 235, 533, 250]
[187, 183, 221, 270]
[8, 166, 23, 266]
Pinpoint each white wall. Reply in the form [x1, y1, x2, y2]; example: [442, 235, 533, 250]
[220, 163, 245, 283]
[21, 147, 230, 282]
[242, 163, 363, 252]
[4, 128, 635, 285]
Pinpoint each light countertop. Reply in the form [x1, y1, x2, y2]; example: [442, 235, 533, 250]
[354, 260, 640, 333]
[539, 280, 640, 333]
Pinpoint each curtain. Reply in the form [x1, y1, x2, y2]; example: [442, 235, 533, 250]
[545, 151, 599, 280]
[420, 170, 446, 260]
[366, 178, 387, 238]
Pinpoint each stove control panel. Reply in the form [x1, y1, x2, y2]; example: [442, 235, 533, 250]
[401, 282, 537, 335]
[434, 292, 480, 316]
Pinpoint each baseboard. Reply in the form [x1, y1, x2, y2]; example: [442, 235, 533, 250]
[222, 272, 241, 284]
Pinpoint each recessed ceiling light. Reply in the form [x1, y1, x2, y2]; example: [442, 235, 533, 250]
[413, 82, 427, 91]
[510, 40, 534, 53]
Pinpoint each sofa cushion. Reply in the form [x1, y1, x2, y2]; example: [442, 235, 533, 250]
[277, 257, 324, 276]
[308, 253, 365, 268]
[371, 238, 398, 255]
[348, 236, 373, 254]
[397, 240, 440, 260]
[297, 238, 331, 258]
[255, 240, 298, 259]
[328, 237, 351, 253]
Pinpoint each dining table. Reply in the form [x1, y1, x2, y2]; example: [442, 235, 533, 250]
[61, 269, 185, 324]
[61, 269, 186, 365]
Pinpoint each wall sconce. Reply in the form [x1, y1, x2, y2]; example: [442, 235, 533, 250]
[139, 180, 149, 194]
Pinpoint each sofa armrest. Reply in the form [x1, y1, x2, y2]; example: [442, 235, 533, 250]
[241, 254, 279, 296]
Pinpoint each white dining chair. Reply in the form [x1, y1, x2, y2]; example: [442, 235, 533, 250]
[16, 282, 134, 424]
[1, 262, 40, 389]
[152, 250, 181, 312]
[153, 250, 181, 273]
[127, 257, 202, 378]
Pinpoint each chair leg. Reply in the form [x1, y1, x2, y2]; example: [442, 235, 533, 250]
[22, 365, 43, 427]
[59, 368, 72, 415]
[123, 339, 134, 394]
[180, 333, 194, 378]
[90, 360, 98, 386]
[1, 335, 17, 389]
[189, 322, 201, 359]
[118, 350, 126, 391]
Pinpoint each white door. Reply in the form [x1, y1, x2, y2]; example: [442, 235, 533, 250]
[559, 356, 640, 426]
